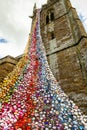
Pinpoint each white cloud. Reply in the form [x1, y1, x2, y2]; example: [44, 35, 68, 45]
[70, 0, 87, 32]
[0, 0, 47, 58]
[0, 42, 23, 58]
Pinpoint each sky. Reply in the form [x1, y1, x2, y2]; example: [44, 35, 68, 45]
[0, 0, 87, 58]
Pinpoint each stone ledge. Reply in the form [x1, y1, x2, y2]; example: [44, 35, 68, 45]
[0, 55, 18, 65]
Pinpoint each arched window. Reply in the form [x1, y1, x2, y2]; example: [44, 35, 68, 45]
[51, 12, 54, 21]
[51, 32, 55, 40]
[46, 15, 49, 24]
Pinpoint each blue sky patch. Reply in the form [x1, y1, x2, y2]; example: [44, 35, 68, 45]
[0, 38, 8, 43]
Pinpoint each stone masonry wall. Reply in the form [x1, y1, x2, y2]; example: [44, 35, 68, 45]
[0, 56, 18, 82]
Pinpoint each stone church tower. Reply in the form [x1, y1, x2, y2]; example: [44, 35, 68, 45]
[40, 0, 87, 113]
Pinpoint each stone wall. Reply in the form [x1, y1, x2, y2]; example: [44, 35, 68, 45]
[47, 42, 87, 114]
[0, 56, 18, 82]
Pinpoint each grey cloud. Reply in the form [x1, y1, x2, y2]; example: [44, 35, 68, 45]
[0, 0, 47, 57]
[0, 0, 33, 46]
